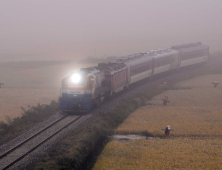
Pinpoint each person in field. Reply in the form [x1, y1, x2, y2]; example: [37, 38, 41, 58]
[212, 81, 219, 87]
[162, 125, 173, 136]
[162, 96, 170, 105]
[165, 125, 170, 136]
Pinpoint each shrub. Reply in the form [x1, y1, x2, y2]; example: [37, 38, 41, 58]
[0, 100, 59, 145]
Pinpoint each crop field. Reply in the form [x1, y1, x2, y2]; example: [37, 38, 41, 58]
[93, 138, 222, 170]
[0, 61, 93, 122]
[93, 74, 222, 170]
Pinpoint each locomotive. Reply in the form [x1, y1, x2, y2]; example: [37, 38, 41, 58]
[60, 42, 209, 112]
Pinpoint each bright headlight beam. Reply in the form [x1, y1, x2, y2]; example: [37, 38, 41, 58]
[71, 73, 81, 83]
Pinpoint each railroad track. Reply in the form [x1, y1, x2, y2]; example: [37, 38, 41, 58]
[0, 114, 83, 170]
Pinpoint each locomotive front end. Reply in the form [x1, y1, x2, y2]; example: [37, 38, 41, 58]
[60, 72, 93, 113]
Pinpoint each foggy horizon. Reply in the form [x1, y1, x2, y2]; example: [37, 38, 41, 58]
[1, 0, 222, 61]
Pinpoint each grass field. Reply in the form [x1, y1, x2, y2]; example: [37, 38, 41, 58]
[92, 74, 222, 170]
[0, 61, 94, 122]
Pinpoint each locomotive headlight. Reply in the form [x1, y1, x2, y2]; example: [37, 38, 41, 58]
[71, 73, 81, 83]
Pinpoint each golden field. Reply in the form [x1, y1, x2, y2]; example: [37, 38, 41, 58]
[116, 74, 222, 136]
[0, 61, 93, 122]
[93, 138, 222, 170]
[93, 74, 222, 170]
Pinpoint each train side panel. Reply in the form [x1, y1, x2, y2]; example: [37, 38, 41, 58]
[172, 42, 209, 68]
[104, 63, 127, 95]
[180, 48, 209, 67]
[153, 51, 179, 76]
[130, 60, 153, 84]
[112, 70, 127, 93]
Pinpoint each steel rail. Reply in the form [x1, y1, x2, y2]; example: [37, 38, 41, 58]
[0, 115, 67, 160]
[2, 115, 82, 170]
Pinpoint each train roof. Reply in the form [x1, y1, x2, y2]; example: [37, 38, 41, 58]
[104, 62, 127, 75]
[116, 48, 178, 66]
[171, 42, 209, 53]
[123, 54, 153, 66]
[149, 49, 178, 60]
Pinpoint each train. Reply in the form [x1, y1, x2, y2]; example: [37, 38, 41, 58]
[59, 42, 209, 112]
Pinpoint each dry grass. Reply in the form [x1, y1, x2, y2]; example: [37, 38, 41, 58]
[116, 74, 222, 136]
[0, 61, 94, 122]
[93, 138, 222, 170]
[93, 74, 222, 170]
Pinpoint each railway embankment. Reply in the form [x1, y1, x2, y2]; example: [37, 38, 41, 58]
[30, 56, 222, 170]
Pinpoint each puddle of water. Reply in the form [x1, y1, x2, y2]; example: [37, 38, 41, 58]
[110, 135, 153, 142]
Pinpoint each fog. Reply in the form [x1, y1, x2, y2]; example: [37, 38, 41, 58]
[1, 0, 222, 61]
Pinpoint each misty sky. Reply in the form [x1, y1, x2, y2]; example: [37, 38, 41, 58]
[1, 0, 222, 61]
